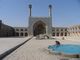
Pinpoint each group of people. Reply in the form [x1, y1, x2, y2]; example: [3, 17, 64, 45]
[55, 41, 60, 46]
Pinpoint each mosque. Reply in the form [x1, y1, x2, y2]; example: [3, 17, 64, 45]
[28, 4, 67, 37]
[0, 4, 80, 37]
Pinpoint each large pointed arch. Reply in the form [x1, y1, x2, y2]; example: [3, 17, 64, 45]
[33, 20, 46, 36]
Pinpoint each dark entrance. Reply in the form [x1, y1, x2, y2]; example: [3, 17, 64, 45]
[33, 21, 46, 36]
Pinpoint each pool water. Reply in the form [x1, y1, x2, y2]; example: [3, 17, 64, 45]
[48, 44, 80, 54]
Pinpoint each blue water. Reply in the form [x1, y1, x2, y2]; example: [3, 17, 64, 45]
[48, 44, 80, 54]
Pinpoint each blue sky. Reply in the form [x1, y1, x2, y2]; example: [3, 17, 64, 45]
[0, 0, 80, 27]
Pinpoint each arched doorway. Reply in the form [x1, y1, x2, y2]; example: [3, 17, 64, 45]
[33, 21, 46, 36]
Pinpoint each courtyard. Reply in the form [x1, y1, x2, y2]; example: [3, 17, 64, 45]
[2, 37, 80, 60]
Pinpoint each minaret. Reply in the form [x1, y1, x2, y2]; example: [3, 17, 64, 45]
[29, 4, 32, 16]
[48, 4, 52, 17]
